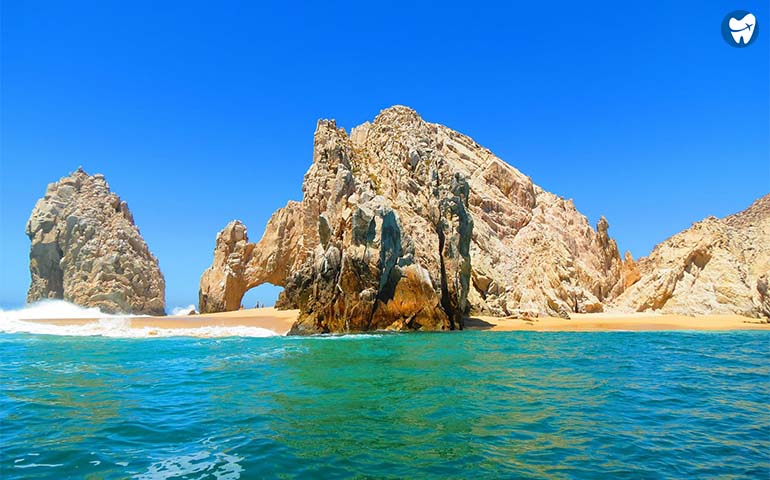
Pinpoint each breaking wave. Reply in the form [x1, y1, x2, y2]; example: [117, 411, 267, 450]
[171, 304, 198, 316]
[0, 300, 279, 339]
[0, 299, 122, 320]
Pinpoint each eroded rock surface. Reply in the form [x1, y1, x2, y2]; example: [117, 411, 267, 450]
[200, 106, 625, 330]
[27, 168, 165, 315]
[201, 108, 472, 332]
[612, 195, 770, 319]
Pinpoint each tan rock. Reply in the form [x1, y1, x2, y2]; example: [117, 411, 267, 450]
[622, 251, 641, 289]
[26, 168, 165, 315]
[199, 106, 623, 330]
[612, 195, 770, 319]
[430, 121, 623, 318]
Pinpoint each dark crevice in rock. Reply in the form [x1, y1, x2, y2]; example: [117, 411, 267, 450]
[437, 220, 456, 330]
[433, 160, 462, 331]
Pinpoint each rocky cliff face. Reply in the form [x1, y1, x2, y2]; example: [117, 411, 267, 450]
[612, 195, 770, 319]
[430, 119, 625, 318]
[200, 106, 624, 330]
[26, 168, 165, 315]
[201, 108, 472, 333]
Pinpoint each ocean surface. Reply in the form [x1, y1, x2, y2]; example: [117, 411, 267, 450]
[1, 331, 768, 479]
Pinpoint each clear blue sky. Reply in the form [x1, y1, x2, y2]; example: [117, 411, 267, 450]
[1, 1, 768, 311]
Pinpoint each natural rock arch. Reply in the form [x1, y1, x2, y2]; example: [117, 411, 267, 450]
[198, 200, 307, 313]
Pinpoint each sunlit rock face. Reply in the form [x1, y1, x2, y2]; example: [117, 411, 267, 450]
[200, 106, 626, 332]
[27, 168, 165, 315]
[200, 107, 472, 333]
[613, 195, 770, 320]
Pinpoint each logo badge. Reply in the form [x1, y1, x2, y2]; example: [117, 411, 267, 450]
[722, 11, 758, 47]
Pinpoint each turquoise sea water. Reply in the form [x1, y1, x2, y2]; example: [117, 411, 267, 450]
[1, 331, 768, 479]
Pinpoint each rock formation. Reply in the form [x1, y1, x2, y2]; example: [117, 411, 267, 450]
[201, 108, 472, 333]
[612, 195, 770, 319]
[26, 168, 165, 315]
[621, 251, 641, 290]
[200, 106, 625, 332]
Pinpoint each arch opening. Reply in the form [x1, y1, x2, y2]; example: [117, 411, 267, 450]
[240, 283, 284, 309]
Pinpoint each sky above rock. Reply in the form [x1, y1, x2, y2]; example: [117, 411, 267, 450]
[1, 0, 768, 309]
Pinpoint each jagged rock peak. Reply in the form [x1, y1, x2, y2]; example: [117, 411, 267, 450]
[373, 105, 424, 125]
[724, 194, 770, 228]
[612, 194, 770, 319]
[26, 169, 165, 315]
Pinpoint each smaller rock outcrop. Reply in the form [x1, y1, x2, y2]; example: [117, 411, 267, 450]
[26, 168, 165, 315]
[612, 195, 770, 319]
[621, 251, 641, 289]
[199, 220, 253, 313]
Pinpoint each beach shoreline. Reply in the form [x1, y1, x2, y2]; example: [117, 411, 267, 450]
[21, 307, 298, 336]
[20, 308, 770, 335]
[468, 312, 770, 332]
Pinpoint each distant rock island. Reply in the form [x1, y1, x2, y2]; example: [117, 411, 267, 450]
[26, 168, 165, 315]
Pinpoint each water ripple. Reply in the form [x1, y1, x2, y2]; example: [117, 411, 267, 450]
[0, 331, 768, 479]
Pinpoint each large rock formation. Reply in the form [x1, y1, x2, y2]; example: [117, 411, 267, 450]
[200, 106, 625, 331]
[26, 168, 165, 315]
[201, 108, 472, 333]
[612, 195, 770, 319]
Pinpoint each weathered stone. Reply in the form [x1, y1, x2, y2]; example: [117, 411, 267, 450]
[757, 273, 770, 318]
[26, 168, 165, 315]
[622, 251, 642, 289]
[612, 195, 770, 319]
[199, 105, 624, 330]
[280, 113, 475, 333]
[431, 125, 624, 319]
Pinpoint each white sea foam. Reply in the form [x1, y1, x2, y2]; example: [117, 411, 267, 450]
[13, 463, 65, 469]
[171, 304, 198, 316]
[1, 299, 122, 320]
[300, 332, 396, 340]
[137, 450, 244, 480]
[0, 300, 279, 339]
[0, 319, 281, 338]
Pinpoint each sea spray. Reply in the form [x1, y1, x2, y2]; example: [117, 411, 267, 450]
[0, 300, 278, 338]
[0, 299, 121, 320]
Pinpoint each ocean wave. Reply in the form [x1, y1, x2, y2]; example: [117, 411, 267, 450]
[0, 300, 279, 339]
[0, 319, 281, 338]
[0, 299, 124, 320]
[170, 304, 198, 316]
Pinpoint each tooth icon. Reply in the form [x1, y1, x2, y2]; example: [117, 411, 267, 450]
[729, 13, 756, 45]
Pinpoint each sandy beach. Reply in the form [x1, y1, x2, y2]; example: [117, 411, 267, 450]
[467, 312, 770, 332]
[27, 307, 299, 335]
[22, 308, 770, 335]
